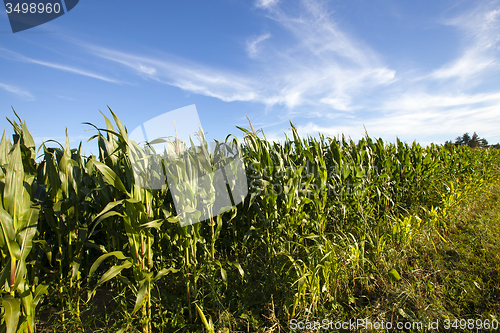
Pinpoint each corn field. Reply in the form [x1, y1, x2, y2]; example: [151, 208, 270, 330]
[0, 108, 499, 332]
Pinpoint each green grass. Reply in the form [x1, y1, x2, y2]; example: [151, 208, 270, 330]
[338, 181, 500, 332]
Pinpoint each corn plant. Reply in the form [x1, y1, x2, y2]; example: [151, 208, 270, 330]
[0, 113, 47, 333]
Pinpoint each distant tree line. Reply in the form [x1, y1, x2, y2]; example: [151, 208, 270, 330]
[445, 132, 500, 149]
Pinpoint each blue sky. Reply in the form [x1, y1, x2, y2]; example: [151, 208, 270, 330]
[1, 0, 500, 156]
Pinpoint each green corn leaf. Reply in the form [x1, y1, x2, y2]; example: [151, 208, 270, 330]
[89, 210, 125, 236]
[71, 259, 81, 282]
[3, 142, 23, 220]
[93, 200, 125, 221]
[194, 303, 215, 333]
[108, 107, 128, 140]
[17, 209, 38, 261]
[8, 241, 21, 260]
[388, 268, 401, 282]
[0, 258, 10, 288]
[18, 281, 35, 332]
[148, 138, 168, 145]
[33, 284, 49, 306]
[96, 260, 133, 287]
[0, 208, 21, 262]
[21, 120, 35, 150]
[91, 160, 129, 194]
[83, 241, 108, 254]
[13, 258, 27, 290]
[140, 219, 163, 229]
[89, 251, 130, 278]
[0, 130, 10, 166]
[230, 261, 245, 278]
[132, 280, 148, 314]
[0, 206, 15, 241]
[166, 216, 180, 223]
[220, 267, 227, 282]
[42, 148, 62, 198]
[152, 267, 179, 283]
[100, 110, 117, 136]
[2, 294, 20, 333]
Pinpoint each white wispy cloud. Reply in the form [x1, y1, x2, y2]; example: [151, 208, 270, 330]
[431, 5, 500, 81]
[255, 0, 279, 10]
[82, 44, 259, 102]
[61, 0, 499, 144]
[0, 47, 122, 83]
[382, 91, 500, 111]
[0, 82, 35, 100]
[355, 1, 500, 144]
[25, 58, 122, 83]
[250, 0, 396, 110]
[287, 97, 500, 146]
[73, 0, 395, 115]
[246, 33, 271, 58]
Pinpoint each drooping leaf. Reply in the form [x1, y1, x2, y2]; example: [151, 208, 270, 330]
[230, 261, 245, 278]
[194, 303, 215, 333]
[220, 267, 227, 282]
[89, 209, 125, 236]
[388, 268, 401, 282]
[132, 280, 148, 314]
[89, 251, 130, 278]
[152, 267, 179, 283]
[140, 219, 163, 229]
[33, 284, 49, 306]
[2, 294, 20, 333]
[96, 260, 133, 287]
[91, 160, 129, 195]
